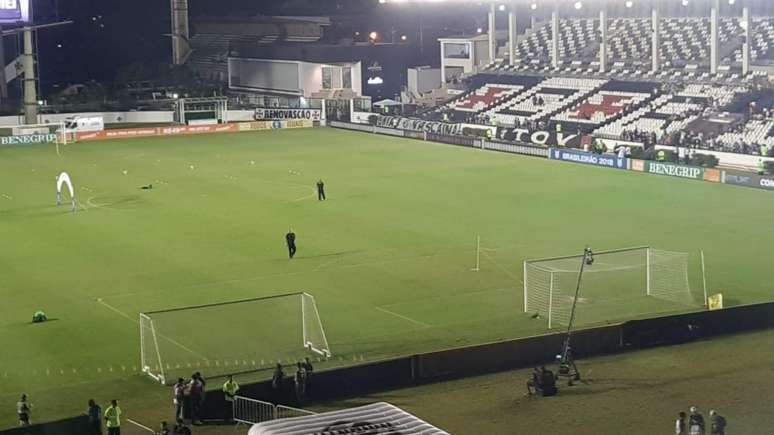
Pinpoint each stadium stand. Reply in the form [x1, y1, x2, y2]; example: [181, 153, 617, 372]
[490, 77, 607, 126]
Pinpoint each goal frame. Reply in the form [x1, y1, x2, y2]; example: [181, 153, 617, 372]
[523, 245, 696, 329]
[139, 291, 331, 384]
[11, 121, 70, 144]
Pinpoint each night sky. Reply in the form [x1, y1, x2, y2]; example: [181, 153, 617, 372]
[19, 0, 774, 96]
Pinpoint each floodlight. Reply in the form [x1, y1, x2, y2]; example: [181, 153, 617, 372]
[574, 1, 583, 10]
[728, 0, 735, 4]
[477, 27, 483, 33]
[369, 31, 379, 40]
[401, 35, 408, 41]
[681, 0, 689, 6]
[531, 3, 537, 11]
[498, 4, 506, 12]
[625, 0, 634, 8]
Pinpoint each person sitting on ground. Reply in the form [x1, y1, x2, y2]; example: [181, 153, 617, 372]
[526, 367, 541, 395]
[141, 184, 153, 190]
[158, 421, 170, 435]
[32, 310, 47, 323]
[538, 366, 557, 396]
[173, 419, 192, 435]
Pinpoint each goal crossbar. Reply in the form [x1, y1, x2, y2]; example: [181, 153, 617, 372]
[142, 291, 304, 315]
[524, 245, 650, 264]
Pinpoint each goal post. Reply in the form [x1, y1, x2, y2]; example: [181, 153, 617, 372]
[300, 292, 332, 358]
[523, 246, 700, 329]
[140, 291, 331, 384]
[1, 122, 71, 150]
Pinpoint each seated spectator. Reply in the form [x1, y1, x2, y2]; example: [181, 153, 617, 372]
[526, 366, 557, 397]
[174, 419, 192, 435]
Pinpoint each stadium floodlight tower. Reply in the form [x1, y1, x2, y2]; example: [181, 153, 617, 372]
[0, 1, 73, 124]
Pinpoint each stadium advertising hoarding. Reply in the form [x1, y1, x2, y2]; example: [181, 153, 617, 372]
[549, 148, 628, 169]
[721, 169, 774, 191]
[376, 116, 463, 135]
[254, 108, 322, 121]
[0, 133, 57, 146]
[643, 161, 704, 180]
[497, 127, 581, 147]
[77, 124, 239, 141]
[0, 0, 30, 23]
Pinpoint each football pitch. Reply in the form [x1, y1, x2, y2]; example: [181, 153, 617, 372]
[1, 127, 773, 428]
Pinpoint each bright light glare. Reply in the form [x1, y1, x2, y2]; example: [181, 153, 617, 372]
[625, 0, 634, 8]
[498, 4, 506, 12]
[369, 31, 378, 40]
[531, 3, 537, 10]
[574, 1, 582, 10]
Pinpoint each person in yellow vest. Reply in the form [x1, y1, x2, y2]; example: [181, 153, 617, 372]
[761, 144, 769, 157]
[656, 149, 666, 162]
[442, 112, 449, 123]
[222, 375, 240, 421]
[556, 123, 562, 133]
[104, 399, 121, 435]
[758, 158, 766, 175]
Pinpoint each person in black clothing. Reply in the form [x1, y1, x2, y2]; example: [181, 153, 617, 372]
[285, 230, 296, 259]
[316, 180, 326, 201]
[272, 363, 284, 391]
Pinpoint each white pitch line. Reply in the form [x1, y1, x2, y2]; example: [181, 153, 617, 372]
[375, 306, 431, 328]
[127, 419, 155, 433]
[292, 188, 318, 202]
[96, 298, 209, 362]
[482, 250, 522, 282]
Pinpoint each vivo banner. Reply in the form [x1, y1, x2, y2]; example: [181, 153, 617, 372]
[549, 148, 628, 169]
[376, 116, 463, 135]
[497, 127, 581, 147]
[722, 169, 774, 191]
[254, 109, 322, 121]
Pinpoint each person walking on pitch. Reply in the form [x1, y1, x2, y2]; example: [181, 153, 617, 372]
[286, 229, 297, 259]
[316, 180, 326, 201]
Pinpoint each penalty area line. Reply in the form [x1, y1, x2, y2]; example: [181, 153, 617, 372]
[375, 306, 431, 328]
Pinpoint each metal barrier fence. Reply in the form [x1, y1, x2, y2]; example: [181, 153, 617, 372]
[233, 396, 316, 426]
[233, 396, 277, 425]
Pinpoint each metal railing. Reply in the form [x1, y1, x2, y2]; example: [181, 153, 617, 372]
[233, 396, 316, 426]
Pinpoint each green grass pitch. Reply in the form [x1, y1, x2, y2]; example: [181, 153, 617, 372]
[1, 127, 773, 428]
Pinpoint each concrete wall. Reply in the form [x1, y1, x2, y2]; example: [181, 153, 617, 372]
[407, 67, 441, 95]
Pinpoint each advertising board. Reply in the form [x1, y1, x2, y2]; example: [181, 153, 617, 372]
[549, 148, 628, 169]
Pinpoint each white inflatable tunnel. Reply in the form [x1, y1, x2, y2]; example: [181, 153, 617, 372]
[248, 402, 449, 435]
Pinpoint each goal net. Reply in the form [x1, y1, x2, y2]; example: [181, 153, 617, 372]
[523, 246, 699, 329]
[140, 292, 331, 384]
